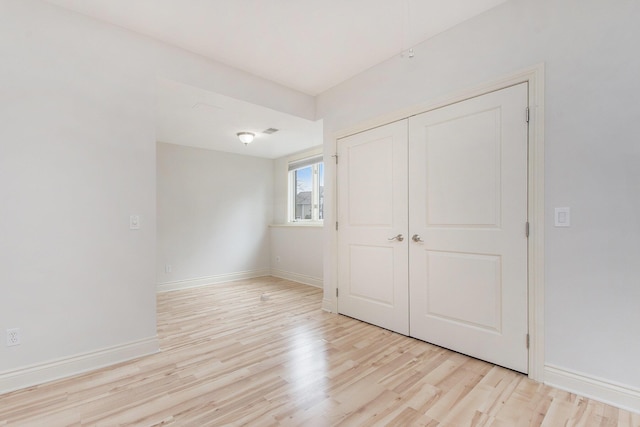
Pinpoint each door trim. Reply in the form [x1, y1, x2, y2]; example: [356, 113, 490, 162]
[327, 64, 545, 382]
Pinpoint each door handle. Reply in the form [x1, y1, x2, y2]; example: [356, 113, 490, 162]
[412, 234, 424, 243]
[388, 234, 404, 242]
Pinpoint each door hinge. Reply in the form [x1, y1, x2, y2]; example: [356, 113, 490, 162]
[526, 333, 530, 349]
[526, 107, 530, 123]
[336, 288, 339, 297]
[332, 154, 338, 164]
[336, 221, 339, 231]
[525, 222, 530, 238]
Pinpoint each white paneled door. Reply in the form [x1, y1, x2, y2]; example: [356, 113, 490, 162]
[409, 83, 529, 373]
[337, 83, 529, 373]
[337, 120, 409, 335]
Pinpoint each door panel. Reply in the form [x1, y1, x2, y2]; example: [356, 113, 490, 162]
[423, 250, 502, 332]
[347, 137, 394, 226]
[409, 83, 529, 373]
[337, 121, 409, 335]
[425, 108, 501, 227]
[349, 245, 394, 304]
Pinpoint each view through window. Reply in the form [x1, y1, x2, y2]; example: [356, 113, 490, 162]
[289, 155, 324, 222]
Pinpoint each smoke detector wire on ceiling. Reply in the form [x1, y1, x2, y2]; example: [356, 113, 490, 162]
[401, 0, 415, 59]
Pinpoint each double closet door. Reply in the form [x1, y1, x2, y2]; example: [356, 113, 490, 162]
[337, 83, 529, 373]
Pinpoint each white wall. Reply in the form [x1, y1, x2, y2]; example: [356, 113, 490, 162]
[317, 0, 640, 405]
[157, 143, 273, 288]
[269, 151, 324, 287]
[270, 226, 323, 288]
[272, 156, 291, 225]
[156, 141, 324, 293]
[0, 0, 314, 393]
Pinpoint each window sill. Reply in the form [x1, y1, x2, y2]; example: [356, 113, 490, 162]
[269, 223, 324, 228]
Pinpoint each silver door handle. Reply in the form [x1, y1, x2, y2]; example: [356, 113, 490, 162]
[412, 234, 424, 243]
[388, 234, 404, 242]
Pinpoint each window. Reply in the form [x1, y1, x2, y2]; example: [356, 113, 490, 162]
[288, 155, 324, 222]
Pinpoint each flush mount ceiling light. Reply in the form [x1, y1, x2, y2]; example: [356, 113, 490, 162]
[237, 132, 255, 145]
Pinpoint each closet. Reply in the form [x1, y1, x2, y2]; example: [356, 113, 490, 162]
[337, 83, 529, 373]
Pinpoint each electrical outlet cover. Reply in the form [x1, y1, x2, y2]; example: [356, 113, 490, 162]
[6, 328, 20, 346]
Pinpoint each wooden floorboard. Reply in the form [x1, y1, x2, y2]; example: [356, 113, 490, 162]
[1, 276, 638, 426]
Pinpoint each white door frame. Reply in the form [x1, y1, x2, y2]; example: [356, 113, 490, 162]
[327, 64, 545, 382]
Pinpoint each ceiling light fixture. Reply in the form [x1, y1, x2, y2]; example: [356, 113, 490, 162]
[237, 132, 255, 145]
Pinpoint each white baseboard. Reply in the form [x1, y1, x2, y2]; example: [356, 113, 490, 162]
[322, 298, 335, 313]
[157, 269, 271, 292]
[270, 269, 322, 288]
[0, 336, 158, 395]
[544, 365, 640, 414]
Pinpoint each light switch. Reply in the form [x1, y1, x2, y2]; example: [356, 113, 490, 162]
[130, 215, 140, 230]
[554, 207, 570, 227]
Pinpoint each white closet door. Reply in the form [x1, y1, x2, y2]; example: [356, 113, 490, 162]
[408, 83, 529, 373]
[337, 120, 409, 335]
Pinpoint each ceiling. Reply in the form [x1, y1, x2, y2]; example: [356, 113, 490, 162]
[43, 0, 509, 158]
[156, 78, 322, 159]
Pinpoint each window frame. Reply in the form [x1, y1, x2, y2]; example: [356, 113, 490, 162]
[288, 154, 324, 224]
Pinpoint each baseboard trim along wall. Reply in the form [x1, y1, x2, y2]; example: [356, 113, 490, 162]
[544, 365, 640, 414]
[0, 336, 159, 395]
[322, 298, 335, 313]
[270, 269, 322, 288]
[156, 269, 272, 292]
[158, 269, 322, 292]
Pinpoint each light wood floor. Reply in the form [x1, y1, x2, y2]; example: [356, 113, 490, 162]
[1, 277, 638, 426]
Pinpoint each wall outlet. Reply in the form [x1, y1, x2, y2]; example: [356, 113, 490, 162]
[165, 264, 172, 273]
[6, 328, 20, 346]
